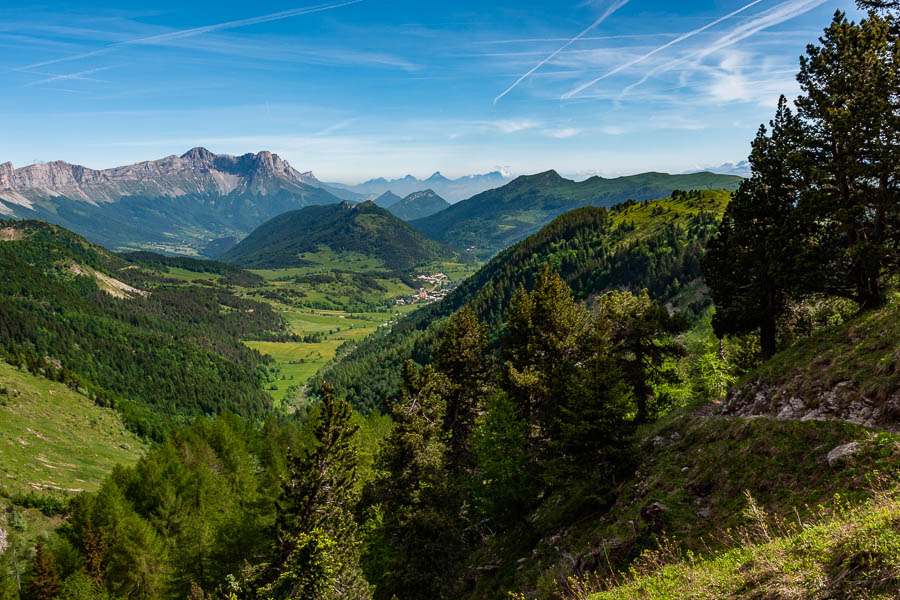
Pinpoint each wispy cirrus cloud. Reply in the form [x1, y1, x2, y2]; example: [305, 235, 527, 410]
[493, 0, 630, 104]
[493, 119, 541, 133]
[545, 127, 581, 138]
[15, 0, 366, 71]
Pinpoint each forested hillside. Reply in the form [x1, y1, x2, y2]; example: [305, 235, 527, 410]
[410, 170, 741, 259]
[319, 190, 729, 412]
[0, 220, 290, 439]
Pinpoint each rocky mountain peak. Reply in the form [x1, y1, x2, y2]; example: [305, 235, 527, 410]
[13, 161, 106, 188]
[180, 147, 217, 165]
[243, 150, 298, 180]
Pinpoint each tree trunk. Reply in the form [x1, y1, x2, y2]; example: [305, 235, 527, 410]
[759, 316, 777, 361]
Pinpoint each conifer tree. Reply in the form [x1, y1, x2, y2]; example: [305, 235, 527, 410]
[434, 306, 490, 474]
[795, 10, 900, 307]
[594, 289, 688, 422]
[856, 0, 899, 10]
[366, 362, 461, 600]
[80, 520, 107, 589]
[25, 540, 60, 600]
[703, 97, 806, 359]
[501, 264, 592, 449]
[256, 382, 369, 600]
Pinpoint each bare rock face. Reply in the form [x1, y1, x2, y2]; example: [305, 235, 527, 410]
[0, 162, 13, 188]
[0, 148, 320, 203]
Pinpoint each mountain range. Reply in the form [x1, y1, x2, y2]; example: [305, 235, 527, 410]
[0, 148, 342, 255]
[326, 170, 512, 203]
[0, 148, 741, 262]
[410, 169, 743, 259]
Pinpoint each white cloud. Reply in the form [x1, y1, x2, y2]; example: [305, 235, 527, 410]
[545, 127, 581, 138]
[494, 119, 541, 133]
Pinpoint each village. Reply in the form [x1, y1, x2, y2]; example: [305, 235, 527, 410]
[393, 272, 459, 306]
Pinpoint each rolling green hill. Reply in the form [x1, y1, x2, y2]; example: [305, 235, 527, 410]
[221, 200, 464, 270]
[317, 190, 731, 412]
[410, 170, 742, 259]
[387, 189, 451, 221]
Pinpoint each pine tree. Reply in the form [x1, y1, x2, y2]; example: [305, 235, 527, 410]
[256, 382, 369, 600]
[795, 11, 900, 308]
[80, 520, 107, 589]
[703, 97, 806, 359]
[366, 362, 462, 600]
[856, 0, 899, 10]
[25, 540, 61, 600]
[434, 306, 490, 474]
[501, 264, 592, 449]
[593, 289, 688, 423]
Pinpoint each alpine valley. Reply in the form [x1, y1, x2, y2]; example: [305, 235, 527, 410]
[2, 4, 900, 600]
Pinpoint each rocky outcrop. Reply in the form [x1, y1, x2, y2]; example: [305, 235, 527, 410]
[0, 162, 14, 188]
[719, 378, 900, 431]
[826, 442, 861, 466]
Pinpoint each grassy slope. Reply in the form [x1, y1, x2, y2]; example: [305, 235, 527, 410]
[736, 293, 900, 410]
[592, 488, 900, 599]
[477, 405, 900, 599]
[0, 361, 143, 496]
[524, 304, 900, 599]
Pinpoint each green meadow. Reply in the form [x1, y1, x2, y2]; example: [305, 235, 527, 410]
[0, 361, 144, 497]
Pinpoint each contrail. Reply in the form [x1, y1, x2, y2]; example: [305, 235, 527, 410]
[618, 0, 827, 98]
[493, 0, 630, 105]
[695, 0, 827, 60]
[24, 66, 113, 86]
[562, 0, 765, 99]
[17, 0, 364, 71]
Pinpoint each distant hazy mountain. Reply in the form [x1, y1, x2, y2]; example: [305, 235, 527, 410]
[686, 161, 751, 178]
[0, 147, 341, 255]
[328, 170, 512, 203]
[410, 170, 743, 259]
[221, 200, 462, 270]
[387, 190, 451, 221]
[374, 190, 403, 208]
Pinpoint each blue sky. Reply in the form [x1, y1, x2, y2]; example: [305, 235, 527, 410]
[0, 0, 862, 182]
